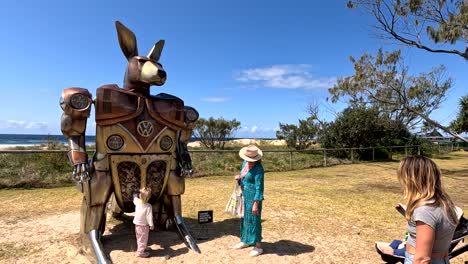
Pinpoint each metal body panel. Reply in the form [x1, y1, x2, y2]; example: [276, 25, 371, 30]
[95, 85, 187, 130]
[95, 122, 176, 154]
[109, 154, 171, 212]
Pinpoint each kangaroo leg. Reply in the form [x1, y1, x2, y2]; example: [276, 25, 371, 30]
[165, 170, 200, 253]
[80, 170, 113, 264]
[171, 195, 201, 253]
[108, 194, 124, 219]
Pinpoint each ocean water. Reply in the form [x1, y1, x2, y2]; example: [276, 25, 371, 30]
[0, 134, 96, 145]
[0, 134, 274, 146]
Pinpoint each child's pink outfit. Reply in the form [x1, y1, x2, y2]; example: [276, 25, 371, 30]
[133, 194, 154, 257]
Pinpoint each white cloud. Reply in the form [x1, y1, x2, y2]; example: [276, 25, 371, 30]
[237, 126, 277, 138]
[237, 64, 335, 90]
[201, 97, 230, 102]
[0, 120, 48, 131]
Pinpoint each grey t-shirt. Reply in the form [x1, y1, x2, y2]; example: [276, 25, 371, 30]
[406, 205, 457, 252]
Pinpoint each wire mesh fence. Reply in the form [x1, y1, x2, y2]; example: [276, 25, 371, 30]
[0, 142, 463, 188]
[189, 145, 427, 175]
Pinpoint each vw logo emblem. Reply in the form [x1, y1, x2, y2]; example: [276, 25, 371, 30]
[137, 121, 154, 137]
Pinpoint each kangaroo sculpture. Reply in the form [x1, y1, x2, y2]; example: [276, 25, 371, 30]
[60, 21, 200, 263]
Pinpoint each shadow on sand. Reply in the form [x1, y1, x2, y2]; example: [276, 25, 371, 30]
[102, 214, 314, 258]
[441, 168, 468, 179]
[261, 240, 315, 256]
[102, 214, 241, 258]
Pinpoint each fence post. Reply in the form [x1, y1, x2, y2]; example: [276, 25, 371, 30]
[323, 149, 327, 167]
[350, 148, 354, 162]
[289, 151, 293, 170]
[389, 147, 392, 160]
[438, 144, 441, 155]
[418, 146, 421, 155]
[405, 146, 408, 157]
[372, 147, 375, 161]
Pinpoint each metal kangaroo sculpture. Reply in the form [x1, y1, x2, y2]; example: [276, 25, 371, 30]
[60, 21, 200, 263]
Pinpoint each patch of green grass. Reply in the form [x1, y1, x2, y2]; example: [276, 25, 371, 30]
[0, 152, 73, 188]
[0, 187, 82, 222]
[0, 142, 456, 188]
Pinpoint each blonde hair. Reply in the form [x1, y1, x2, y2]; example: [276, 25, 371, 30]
[397, 156, 458, 225]
[139, 187, 151, 204]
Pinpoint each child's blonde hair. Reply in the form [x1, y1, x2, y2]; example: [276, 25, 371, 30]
[139, 187, 151, 204]
[397, 156, 458, 225]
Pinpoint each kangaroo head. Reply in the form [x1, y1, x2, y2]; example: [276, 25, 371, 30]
[116, 21, 167, 92]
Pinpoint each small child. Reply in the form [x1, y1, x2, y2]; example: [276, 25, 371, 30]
[133, 187, 154, 258]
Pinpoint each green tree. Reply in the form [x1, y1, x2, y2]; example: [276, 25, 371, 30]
[347, 0, 468, 60]
[450, 95, 468, 133]
[319, 106, 411, 159]
[193, 117, 241, 149]
[276, 117, 318, 150]
[329, 49, 467, 142]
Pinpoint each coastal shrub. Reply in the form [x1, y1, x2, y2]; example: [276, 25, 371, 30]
[0, 153, 72, 188]
[0, 142, 456, 188]
[373, 147, 390, 160]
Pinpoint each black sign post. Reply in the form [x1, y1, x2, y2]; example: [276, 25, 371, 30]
[197, 210, 213, 240]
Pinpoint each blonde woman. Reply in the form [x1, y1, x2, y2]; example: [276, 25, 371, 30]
[397, 156, 458, 264]
[133, 187, 154, 258]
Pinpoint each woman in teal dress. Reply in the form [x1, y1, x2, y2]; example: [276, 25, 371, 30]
[231, 145, 264, 257]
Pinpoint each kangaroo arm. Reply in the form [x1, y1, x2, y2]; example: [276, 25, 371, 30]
[60, 87, 92, 165]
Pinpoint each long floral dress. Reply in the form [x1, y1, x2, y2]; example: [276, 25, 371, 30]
[239, 160, 264, 245]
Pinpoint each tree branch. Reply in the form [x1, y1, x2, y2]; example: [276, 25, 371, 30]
[371, 0, 468, 60]
[407, 107, 468, 143]
[389, 30, 468, 58]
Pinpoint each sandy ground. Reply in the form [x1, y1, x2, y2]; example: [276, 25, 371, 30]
[5, 210, 466, 264]
[2, 202, 467, 264]
[0, 209, 381, 264]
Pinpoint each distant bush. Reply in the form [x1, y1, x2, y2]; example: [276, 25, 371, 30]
[374, 146, 391, 160]
[193, 117, 241, 149]
[0, 153, 72, 188]
[0, 142, 456, 188]
[319, 106, 412, 160]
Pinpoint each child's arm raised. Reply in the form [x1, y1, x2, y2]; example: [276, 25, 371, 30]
[133, 193, 139, 205]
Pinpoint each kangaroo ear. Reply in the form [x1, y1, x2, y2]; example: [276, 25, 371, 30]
[147, 40, 165, 62]
[115, 21, 138, 60]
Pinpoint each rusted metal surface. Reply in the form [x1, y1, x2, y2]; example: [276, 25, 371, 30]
[57, 21, 200, 263]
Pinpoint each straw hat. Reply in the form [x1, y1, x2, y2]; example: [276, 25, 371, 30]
[239, 145, 263, 162]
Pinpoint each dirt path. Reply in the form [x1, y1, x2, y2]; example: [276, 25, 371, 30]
[0, 210, 378, 264]
[1, 208, 466, 263]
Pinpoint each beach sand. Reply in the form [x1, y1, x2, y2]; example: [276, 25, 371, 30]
[0, 144, 38, 150]
[188, 139, 286, 148]
[0, 139, 286, 150]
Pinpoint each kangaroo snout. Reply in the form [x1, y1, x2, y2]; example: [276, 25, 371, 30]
[140, 61, 166, 86]
[158, 70, 167, 79]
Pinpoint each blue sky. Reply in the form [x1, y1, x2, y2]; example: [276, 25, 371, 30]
[0, 0, 466, 138]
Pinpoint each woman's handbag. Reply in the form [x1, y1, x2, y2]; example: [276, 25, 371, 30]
[224, 184, 243, 217]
